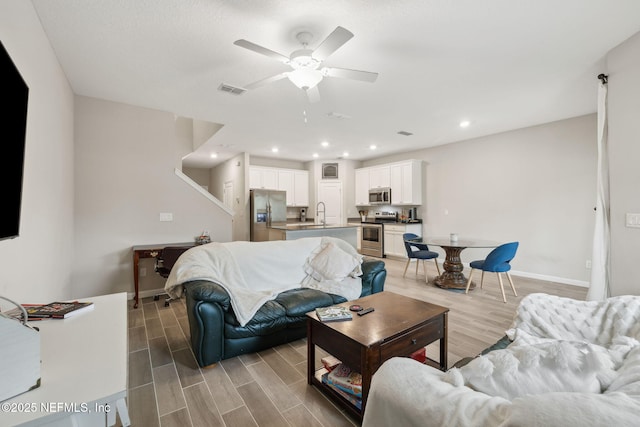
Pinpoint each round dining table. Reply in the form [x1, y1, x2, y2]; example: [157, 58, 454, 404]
[410, 237, 502, 290]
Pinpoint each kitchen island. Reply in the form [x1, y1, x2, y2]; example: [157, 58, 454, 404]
[269, 223, 358, 248]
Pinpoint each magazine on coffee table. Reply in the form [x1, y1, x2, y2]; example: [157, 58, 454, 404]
[315, 306, 352, 322]
[25, 301, 94, 319]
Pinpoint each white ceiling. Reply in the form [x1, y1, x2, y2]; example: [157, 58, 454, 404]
[31, 0, 640, 168]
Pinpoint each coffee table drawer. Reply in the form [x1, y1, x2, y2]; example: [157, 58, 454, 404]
[380, 317, 443, 360]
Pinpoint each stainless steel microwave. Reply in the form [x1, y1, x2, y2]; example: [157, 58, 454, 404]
[369, 187, 391, 204]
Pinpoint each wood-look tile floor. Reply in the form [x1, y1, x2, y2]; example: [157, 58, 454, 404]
[125, 257, 587, 427]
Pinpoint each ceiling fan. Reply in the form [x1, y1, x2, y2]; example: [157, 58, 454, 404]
[234, 26, 378, 102]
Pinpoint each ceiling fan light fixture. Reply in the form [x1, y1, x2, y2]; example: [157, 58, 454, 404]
[287, 68, 323, 90]
[289, 49, 320, 70]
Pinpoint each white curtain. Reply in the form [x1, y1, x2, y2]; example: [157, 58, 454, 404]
[587, 80, 610, 301]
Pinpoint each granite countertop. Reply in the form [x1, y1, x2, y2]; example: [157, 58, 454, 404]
[346, 217, 422, 224]
[271, 223, 359, 231]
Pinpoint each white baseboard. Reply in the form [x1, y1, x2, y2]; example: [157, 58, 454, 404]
[431, 260, 589, 288]
[508, 269, 589, 288]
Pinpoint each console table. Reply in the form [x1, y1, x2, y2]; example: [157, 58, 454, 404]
[132, 242, 194, 308]
[2, 293, 130, 427]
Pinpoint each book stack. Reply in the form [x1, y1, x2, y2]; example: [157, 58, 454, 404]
[315, 306, 352, 322]
[321, 355, 341, 372]
[410, 347, 427, 364]
[321, 363, 362, 410]
[9, 301, 95, 320]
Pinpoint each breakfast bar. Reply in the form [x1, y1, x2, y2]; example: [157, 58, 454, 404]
[269, 224, 359, 248]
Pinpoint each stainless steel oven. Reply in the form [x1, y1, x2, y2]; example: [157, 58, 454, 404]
[361, 222, 384, 258]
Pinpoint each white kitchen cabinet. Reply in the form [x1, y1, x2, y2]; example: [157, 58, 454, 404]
[390, 160, 422, 205]
[384, 223, 422, 258]
[355, 168, 370, 205]
[293, 170, 309, 207]
[278, 170, 294, 204]
[355, 160, 422, 206]
[249, 166, 278, 190]
[369, 165, 390, 189]
[250, 166, 309, 206]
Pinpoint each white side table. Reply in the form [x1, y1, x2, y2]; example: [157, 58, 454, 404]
[2, 292, 130, 427]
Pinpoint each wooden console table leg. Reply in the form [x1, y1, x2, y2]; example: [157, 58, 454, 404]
[133, 251, 140, 308]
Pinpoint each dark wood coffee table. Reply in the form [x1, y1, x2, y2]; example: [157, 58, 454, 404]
[306, 291, 449, 420]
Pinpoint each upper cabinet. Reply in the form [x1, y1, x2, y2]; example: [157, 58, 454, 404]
[356, 160, 422, 206]
[277, 170, 294, 204]
[355, 168, 370, 205]
[390, 160, 422, 205]
[249, 166, 278, 190]
[249, 166, 309, 207]
[293, 170, 309, 207]
[369, 165, 390, 189]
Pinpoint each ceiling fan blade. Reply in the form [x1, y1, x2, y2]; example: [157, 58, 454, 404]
[323, 67, 378, 83]
[234, 39, 290, 63]
[306, 86, 321, 103]
[312, 26, 354, 61]
[244, 72, 289, 90]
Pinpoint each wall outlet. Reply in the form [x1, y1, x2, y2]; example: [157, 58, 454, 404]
[586, 260, 592, 269]
[140, 267, 147, 277]
[626, 213, 640, 228]
[159, 212, 173, 222]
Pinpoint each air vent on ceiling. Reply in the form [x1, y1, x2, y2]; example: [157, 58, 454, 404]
[397, 130, 413, 136]
[218, 83, 247, 95]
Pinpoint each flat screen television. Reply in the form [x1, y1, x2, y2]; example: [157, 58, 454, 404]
[1, 41, 29, 241]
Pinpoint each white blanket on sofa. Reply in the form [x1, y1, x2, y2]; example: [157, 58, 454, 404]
[164, 237, 362, 326]
[362, 293, 640, 427]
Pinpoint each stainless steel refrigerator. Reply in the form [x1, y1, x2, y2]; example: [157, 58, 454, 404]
[249, 189, 287, 241]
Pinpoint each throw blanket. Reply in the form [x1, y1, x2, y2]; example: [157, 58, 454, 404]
[164, 237, 362, 326]
[364, 357, 640, 427]
[363, 293, 640, 427]
[506, 293, 640, 364]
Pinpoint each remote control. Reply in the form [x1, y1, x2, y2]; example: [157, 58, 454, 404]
[357, 307, 375, 316]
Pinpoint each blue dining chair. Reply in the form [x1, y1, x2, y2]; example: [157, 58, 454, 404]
[403, 233, 441, 283]
[465, 242, 519, 303]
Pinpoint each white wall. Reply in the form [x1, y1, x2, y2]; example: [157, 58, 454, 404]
[365, 115, 597, 285]
[73, 96, 232, 298]
[182, 167, 210, 190]
[210, 153, 249, 241]
[607, 31, 640, 296]
[0, 1, 75, 303]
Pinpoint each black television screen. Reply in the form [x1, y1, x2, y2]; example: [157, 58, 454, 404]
[1, 41, 29, 241]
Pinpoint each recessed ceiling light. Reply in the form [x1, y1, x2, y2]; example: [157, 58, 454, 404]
[210, 153, 218, 158]
[271, 147, 278, 153]
[321, 141, 329, 147]
[369, 145, 377, 150]
[312, 153, 319, 158]
[343, 152, 349, 157]
[459, 120, 470, 128]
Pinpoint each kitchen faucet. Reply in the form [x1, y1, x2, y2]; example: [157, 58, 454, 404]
[316, 201, 326, 226]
